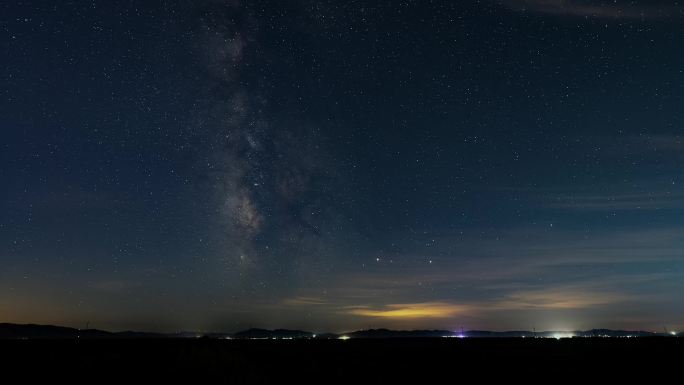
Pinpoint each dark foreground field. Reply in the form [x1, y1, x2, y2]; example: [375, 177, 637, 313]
[1, 338, 681, 383]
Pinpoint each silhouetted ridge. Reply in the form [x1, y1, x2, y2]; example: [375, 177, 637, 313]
[0, 323, 112, 339]
[0, 323, 677, 339]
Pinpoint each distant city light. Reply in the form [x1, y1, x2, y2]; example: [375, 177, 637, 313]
[551, 333, 574, 340]
[338, 335, 350, 340]
[671, 331, 677, 336]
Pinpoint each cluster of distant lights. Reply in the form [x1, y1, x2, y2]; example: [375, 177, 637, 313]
[440, 333, 581, 339]
[226, 331, 679, 340]
[442, 331, 680, 339]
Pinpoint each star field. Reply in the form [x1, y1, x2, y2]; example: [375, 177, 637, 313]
[1, 0, 683, 333]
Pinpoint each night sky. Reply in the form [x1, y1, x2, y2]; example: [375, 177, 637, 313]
[2, 0, 684, 333]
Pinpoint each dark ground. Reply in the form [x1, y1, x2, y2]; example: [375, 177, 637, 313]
[1, 338, 680, 383]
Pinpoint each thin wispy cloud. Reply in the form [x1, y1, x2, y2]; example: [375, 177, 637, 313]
[492, 287, 638, 310]
[342, 287, 634, 321]
[282, 296, 328, 306]
[637, 135, 684, 151]
[547, 192, 684, 211]
[500, 0, 684, 19]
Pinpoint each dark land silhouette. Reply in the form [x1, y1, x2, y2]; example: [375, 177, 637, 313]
[0, 323, 674, 339]
[0, 323, 681, 383]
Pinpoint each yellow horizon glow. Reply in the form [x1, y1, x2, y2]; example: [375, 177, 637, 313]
[348, 302, 464, 319]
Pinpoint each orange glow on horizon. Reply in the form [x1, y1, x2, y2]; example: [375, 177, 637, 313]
[348, 302, 465, 319]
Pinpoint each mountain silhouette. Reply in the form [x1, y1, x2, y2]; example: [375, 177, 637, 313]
[0, 323, 675, 339]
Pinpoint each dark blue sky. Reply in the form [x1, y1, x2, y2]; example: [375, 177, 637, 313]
[2, 0, 683, 333]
